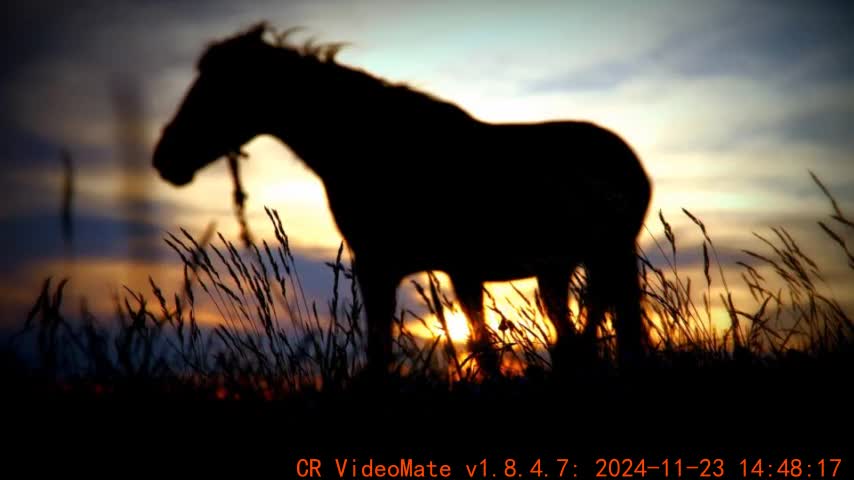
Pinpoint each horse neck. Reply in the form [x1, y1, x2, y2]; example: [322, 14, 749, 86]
[262, 59, 478, 183]
[262, 63, 389, 180]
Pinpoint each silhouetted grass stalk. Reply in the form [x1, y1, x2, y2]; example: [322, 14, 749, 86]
[8, 174, 853, 396]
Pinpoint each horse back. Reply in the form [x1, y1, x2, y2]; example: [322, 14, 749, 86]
[320, 119, 650, 278]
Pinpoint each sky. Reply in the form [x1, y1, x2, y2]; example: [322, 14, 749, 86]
[2, 0, 853, 342]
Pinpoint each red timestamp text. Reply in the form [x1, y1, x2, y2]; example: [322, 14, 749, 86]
[593, 458, 725, 477]
[294, 456, 844, 479]
[740, 458, 843, 478]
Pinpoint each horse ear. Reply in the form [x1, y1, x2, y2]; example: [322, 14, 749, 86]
[244, 22, 269, 43]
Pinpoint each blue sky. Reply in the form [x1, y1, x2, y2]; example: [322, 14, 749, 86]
[2, 0, 853, 335]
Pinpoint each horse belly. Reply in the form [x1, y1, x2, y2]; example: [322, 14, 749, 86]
[410, 226, 579, 281]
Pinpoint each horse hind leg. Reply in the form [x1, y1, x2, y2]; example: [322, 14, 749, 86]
[583, 244, 645, 366]
[580, 261, 608, 362]
[611, 244, 645, 365]
[452, 275, 500, 376]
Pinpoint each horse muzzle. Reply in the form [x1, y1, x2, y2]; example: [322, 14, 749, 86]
[152, 129, 197, 187]
[157, 167, 195, 187]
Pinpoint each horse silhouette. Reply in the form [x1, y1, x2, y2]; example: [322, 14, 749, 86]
[153, 23, 652, 377]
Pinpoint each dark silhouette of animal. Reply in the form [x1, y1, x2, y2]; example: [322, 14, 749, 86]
[153, 23, 652, 378]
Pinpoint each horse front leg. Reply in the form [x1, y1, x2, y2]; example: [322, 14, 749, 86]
[452, 275, 500, 377]
[356, 263, 398, 382]
[584, 245, 646, 367]
[536, 266, 577, 372]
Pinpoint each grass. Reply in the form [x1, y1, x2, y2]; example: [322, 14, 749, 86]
[5, 173, 853, 402]
[5, 173, 853, 465]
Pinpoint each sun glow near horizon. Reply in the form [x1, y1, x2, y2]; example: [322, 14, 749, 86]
[401, 272, 752, 356]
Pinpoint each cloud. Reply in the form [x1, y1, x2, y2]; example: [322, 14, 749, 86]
[0, 210, 166, 273]
[769, 109, 854, 150]
[668, 3, 854, 85]
[519, 2, 854, 172]
[528, 3, 854, 93]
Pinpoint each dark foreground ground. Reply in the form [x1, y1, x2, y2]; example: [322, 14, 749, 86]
[5, 356, 851, 476]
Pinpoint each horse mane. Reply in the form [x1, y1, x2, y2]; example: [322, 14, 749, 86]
[197, 22, 476, 123]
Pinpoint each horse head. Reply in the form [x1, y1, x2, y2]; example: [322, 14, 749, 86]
[153, 23, 276, 186]
[153, 22, 355, 186]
